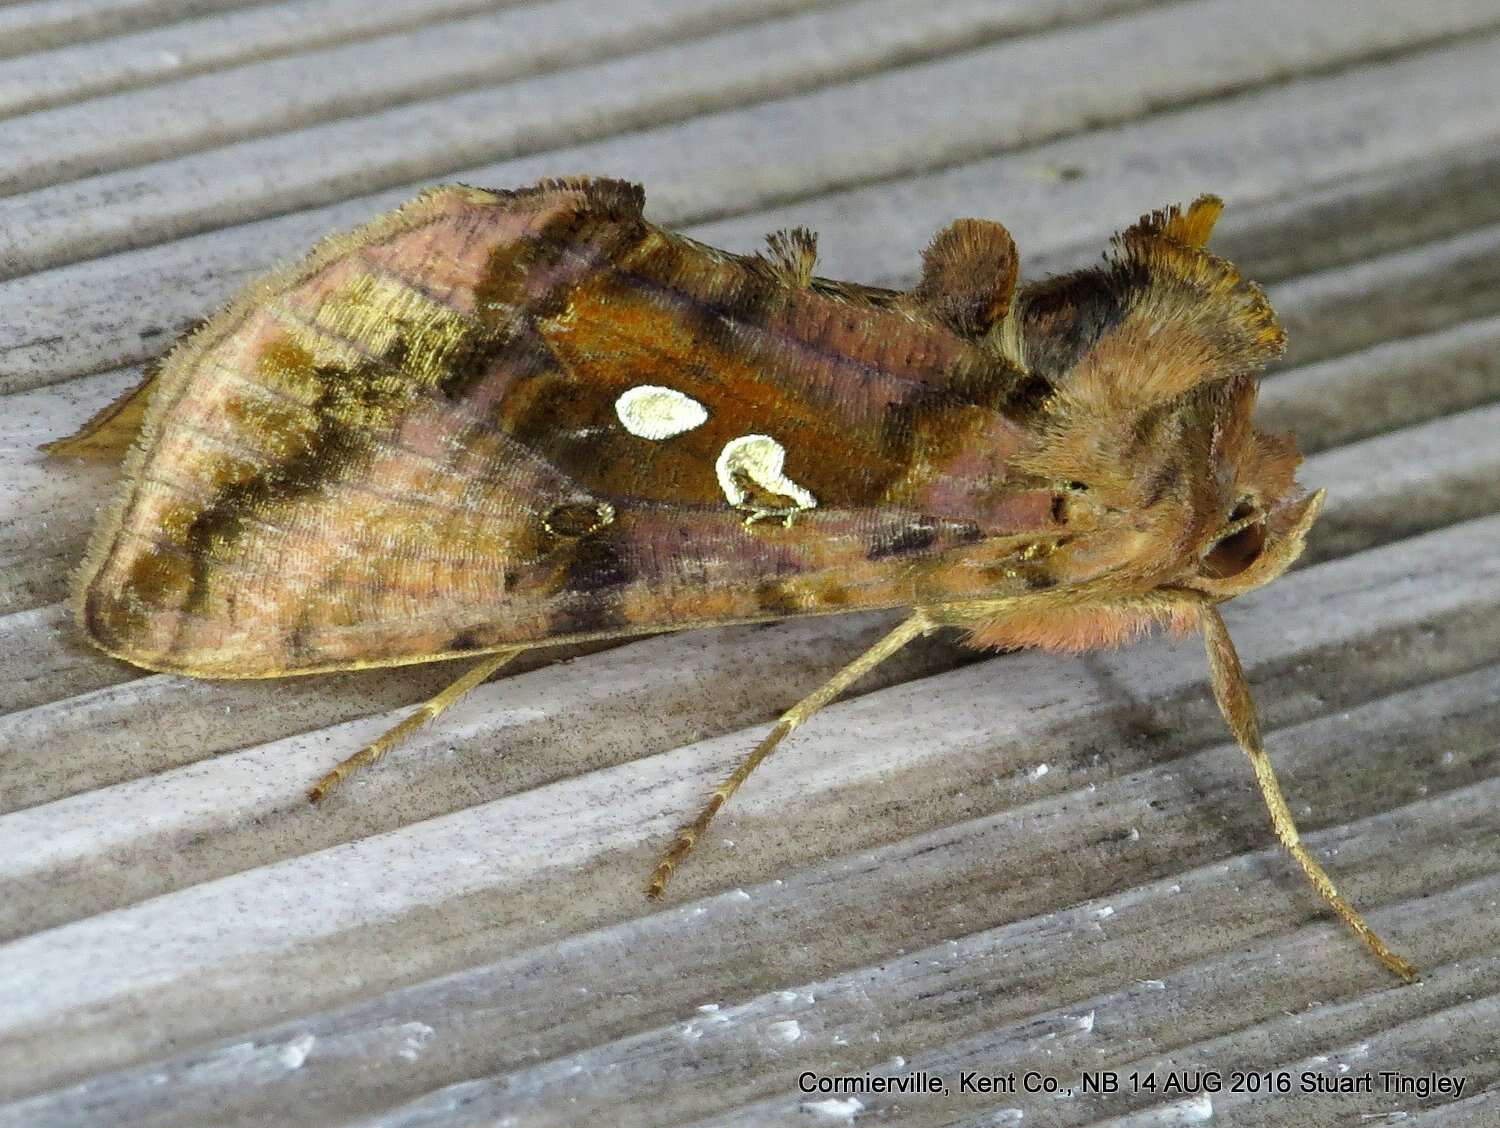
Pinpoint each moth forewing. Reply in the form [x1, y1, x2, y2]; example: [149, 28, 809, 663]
[48, 179, 1414, 981]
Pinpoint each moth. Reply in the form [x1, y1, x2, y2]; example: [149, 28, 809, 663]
[47, 177, 1414, 981]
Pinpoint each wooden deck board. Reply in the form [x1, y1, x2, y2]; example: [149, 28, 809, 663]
[9, 28, 1500, 393]
[0, 0, 561, 117]
[0, 2, 1496, 1124]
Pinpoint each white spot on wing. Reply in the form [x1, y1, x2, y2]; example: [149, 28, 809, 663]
[615, 384, 708, 439]
[715, 434, 817, 513]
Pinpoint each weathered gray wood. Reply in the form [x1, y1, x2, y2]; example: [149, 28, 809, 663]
[1256, 315, 1500, 454]
[2, 513, 1496, 1105]
[0, 0, 1153, 274]
[469, 868, 1498, 1128]
[1299, 402, 1500, 565]
[0, 0, 856, 195]
[0, 0, 261, 60]
[1273, 223, 1500, 368]
[11, 660, 1493, 1126]
[1, 1, 1496, 1124]
[1172, 146, 1500, 288]
[0, 603, 137, 714]
[0, 614, 970, 933]
[6, 28, 1500, 394]
[1404, 1093, 1500, 1127]
[0, 0, 1138, 199]
[688, 39, 1500, 290]
[0, 0, 549, 117]
[0, 367, 143, 614]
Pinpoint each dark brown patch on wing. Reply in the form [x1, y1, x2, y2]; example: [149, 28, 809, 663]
[561, 534, 633, 593]
[1015, 263, 1141, 386]
[175, 335, 420, 614]
[868, 521, 939, 560]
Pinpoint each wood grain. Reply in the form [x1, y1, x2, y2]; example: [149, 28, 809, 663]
[0, 1, 1496, 1124]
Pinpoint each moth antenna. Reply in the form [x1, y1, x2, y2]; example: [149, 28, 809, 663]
[1198, 604, 1418, 983]
[647, 612, 931, 899]
[760, 226, 819, 287]
[307, 646, 526, 803]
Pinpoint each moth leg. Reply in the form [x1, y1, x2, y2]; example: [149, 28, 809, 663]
[647, 611, 933, 899]
[308, 646, 527, 804]
[1199, 605, 1418, 983]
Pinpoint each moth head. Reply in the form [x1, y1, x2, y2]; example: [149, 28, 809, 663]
[1006, 196, 1320, 593]
[1163, 355, 1323, 599]
[1188, 483, 1324, 599]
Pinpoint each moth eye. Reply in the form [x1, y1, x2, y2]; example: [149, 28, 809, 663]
[1203, 500, 1266, 579]
[1050, 481, 1088, 523]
